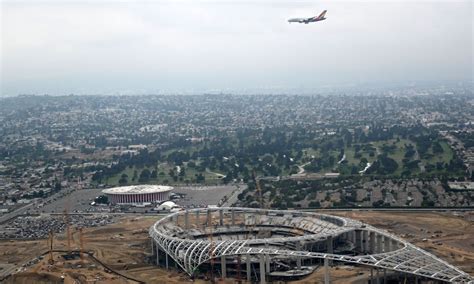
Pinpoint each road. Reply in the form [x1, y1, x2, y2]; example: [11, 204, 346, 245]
[294, 161, 311, 175]
[1, 187, 115, 226]
[414, 149, 426, 173]
[0, 263, 18, 280]
[220, 184, 247, 207]
[0, 202, 36, 224]
[303, 207, 474, 212]
[205, 168, 225, 178]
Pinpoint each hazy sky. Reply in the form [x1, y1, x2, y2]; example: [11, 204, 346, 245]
[1, 0, 472, 95]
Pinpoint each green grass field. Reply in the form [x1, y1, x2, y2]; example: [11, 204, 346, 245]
[426, 141, 453, 164]
[372, 138, 417, 175]
[100, 136, 457, 183]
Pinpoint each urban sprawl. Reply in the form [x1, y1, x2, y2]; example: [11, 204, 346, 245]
[0, 87, 473, 220]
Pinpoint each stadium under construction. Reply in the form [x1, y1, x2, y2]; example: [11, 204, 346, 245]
[149, 207, 473, 283]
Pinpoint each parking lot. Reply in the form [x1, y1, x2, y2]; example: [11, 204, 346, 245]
[172, 185, 242, 208]
[37, 188, 106, 214]
[4, 184, 243, 221]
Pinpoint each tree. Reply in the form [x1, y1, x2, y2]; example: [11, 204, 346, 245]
[404, 145, 416, 158]
[54, 181, 62, 192]
[372, 200, 385, 207]
[166, 151, 190, 165]
[139, 168, 151, 182]
[432, 141, 444, 154]
[196, 173, 205, 183]
[377, 155, 398, 175]
[95, 195, 109, 204]
[119, 173, 128, 185]
[350, 165, 359, 175]
[222, 173, 232, 184]
[421, 198, 435, 207]
[92, 171, 104, 183]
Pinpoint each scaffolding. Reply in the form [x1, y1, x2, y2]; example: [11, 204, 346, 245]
[149, 207, 474, 283]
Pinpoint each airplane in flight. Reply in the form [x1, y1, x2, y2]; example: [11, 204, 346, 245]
[288, 10, 327, 24]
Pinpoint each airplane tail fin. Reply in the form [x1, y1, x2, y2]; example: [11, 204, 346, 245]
[316, 10, 327, 20]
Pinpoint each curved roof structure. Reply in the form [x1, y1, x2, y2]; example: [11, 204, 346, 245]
[102, 185, 172, 195]
[149, 207, 473, 283]
[157, 201, 179, 210]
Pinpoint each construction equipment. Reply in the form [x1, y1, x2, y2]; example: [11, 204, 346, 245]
[252, 171, 264, 209]
[251, 171, 265, 240]
[245, 213, 257, 240]
[208, 212, 215, 283]
[63, 208, 71, 254]
[236, 255, 242, 283]
[48, 230, 54, 265]
[79, 227, 85, 262]
[292, 225, 304, 236]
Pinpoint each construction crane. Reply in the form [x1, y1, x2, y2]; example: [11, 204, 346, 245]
[48, 230, 54, 265]
[208, 212, 215, 283]
[79, 227, 85, 262]
[252, 171, 264, 209]
[251, 171, 266, 240]
[63, 208, 72, 254]
[236, 255, 242, 284]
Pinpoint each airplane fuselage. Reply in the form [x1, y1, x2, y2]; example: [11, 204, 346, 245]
[288, 17, 326, 24]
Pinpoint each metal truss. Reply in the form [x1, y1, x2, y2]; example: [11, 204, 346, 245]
[149, 207, 474, 283]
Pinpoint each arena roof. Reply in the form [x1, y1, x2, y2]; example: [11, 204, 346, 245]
[102, 185, 172, 195]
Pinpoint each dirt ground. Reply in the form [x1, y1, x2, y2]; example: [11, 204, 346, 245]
[332, 210, 474, 275]
[0, 211, 472, 283]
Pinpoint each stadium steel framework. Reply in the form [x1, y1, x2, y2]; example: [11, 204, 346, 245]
[149, 207, 473, 283]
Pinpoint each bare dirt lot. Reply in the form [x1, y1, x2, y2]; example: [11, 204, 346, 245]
[331, 210, 474, 275]
[0, 210, 472, 283]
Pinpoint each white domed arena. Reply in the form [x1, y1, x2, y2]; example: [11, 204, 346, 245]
[149, 207, 473, 283]
[103, 185, 172, 205]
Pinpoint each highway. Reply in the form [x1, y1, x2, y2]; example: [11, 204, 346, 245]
[305, 207, 474, 212]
